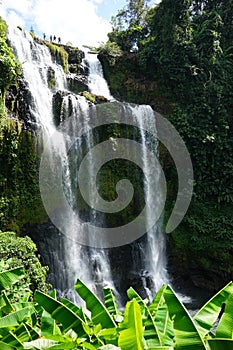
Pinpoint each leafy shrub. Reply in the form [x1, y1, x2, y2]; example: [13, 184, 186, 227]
[0, 28, 22, 97]
[0, 231, 50, 300]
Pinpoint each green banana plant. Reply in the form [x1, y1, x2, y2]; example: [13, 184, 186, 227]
[193, 281, 233, 338]
[75, 279, 116, 329]
[34, 290, 86, 336]
[103, 288, 123, 322]
[1, 265, 233, 350]
[127, 285, 174, 348]
[0, 266, 25, 292]
[164, 285, 208, 350]
[118, 298, 145, 350]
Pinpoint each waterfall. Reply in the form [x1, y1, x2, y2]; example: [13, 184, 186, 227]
[83, 50, 113, 100]
[130, 104, 168, 299]
[7, 27, 66, 135]
[7, 27, 169, 304]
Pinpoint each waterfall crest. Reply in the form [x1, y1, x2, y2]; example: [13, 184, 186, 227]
[7, 27, 169, 304]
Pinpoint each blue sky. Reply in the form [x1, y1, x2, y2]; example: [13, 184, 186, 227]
[0, 0, 160, 47]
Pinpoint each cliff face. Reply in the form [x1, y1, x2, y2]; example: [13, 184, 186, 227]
[99, 51, 233, 294]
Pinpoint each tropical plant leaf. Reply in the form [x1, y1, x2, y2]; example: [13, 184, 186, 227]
[98, 345, 121, 350]
[215, 294, 233, 338]
[194, 281, 233, 337]
[60, 297, 89, 323]
[0, 290, 14, 314]
[164, 285, 207, 350]
[23, 338, 59, 349]
[41, 309, 61, 337]
[34, 290, 85, 335]
[118, 299, 144, 350]
[1, 330, 23, 349]
[127, 286, 147, 307]
[75, 279, 116, 328]
[207, 339, 233, 350]
[99, 327, 118, 344]
[0, 341, 16, 350]
[0, 267, 25, 291]
[147, 347, 173, 349]
[103, 287, 122, 321]
[0, 306, 34, 328]
[127, 285, 173, 347]
[148, 286, 174, 347]
[127, 286, 161, 347]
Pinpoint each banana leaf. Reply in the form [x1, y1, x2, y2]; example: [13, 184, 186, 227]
[0, 341, 16, 350]
[194, 281, 233, 337]
[2, 322, 36, 345]
[127, 286, 147, 307]
[164, 285, 207, 350]
[99, 345, 121, 350]
[41, 309, 61, 337]
[0, 306, 34, 328]
[0, 267, 25, 291]
[127, 285, 174, 347]
[147, 347, 173, 349]
[2, 332, 24, 349]
[118, 299, 144, 350]
[75, 279, 116, 328]
[23, 338, 59, 349]
[60, 297, 89, 323]
[148, 286, 174, 347]
[0, 291, 14, 314]
[103, 288, 122, 321]
[34, 291, 85, 335]
[215, 294, 233, 338]
[207, 339, 233, 350]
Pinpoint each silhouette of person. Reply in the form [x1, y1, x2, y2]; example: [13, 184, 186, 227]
[53, 35, 56, 42]
[43, 33, 46, 40]
[58, 37, 61, 44]
[50, 35, 52, 42]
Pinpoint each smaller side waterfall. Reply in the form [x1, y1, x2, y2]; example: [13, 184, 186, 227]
[84, 51, 113, 100]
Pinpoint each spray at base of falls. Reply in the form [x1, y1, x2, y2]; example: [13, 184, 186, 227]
[8, 27, 170, 305]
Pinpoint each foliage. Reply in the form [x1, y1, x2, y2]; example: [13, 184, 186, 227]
[108, 0, 150, 51]
[167, 200, 233, 291]
[0, 119, 47, 232]
[1, 275, 233, 349]
[79, 91, 96, 103]
[45, 41, 69, 73]
[97, 41, 122, 65]
[106, 0, 233, 207]
[0, 231, 50, 299]
[103, 0, 233, 283]
[0, 17, 22, 98]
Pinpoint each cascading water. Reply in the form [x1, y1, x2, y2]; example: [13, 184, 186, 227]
[7, 27, 169, 304]
[83, 50, 113, 101]
[7, 27, 66, 135]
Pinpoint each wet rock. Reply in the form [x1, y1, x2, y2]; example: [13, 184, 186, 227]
[5, 78, 38, 132]
[67, 73, 88, 94]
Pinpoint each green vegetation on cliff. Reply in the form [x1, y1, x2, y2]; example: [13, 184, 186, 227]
[101, 0, 233, 290]
[0, 17, 47, 233]
[0, 18, 21, 105]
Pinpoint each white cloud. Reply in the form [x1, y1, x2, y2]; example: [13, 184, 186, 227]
[3, 9, 25, 28]
[1, 0, 112, 47]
